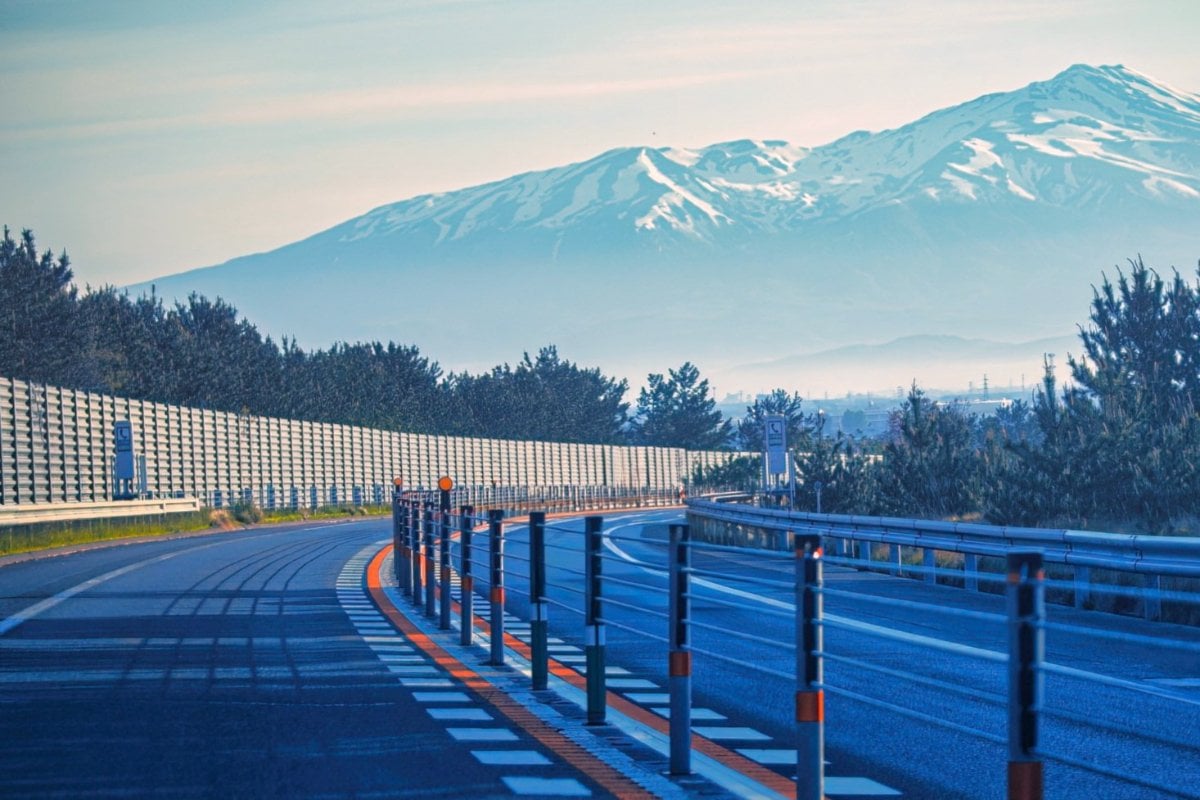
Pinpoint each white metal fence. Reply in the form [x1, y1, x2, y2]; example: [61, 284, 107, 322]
[0, 376, 735, 509]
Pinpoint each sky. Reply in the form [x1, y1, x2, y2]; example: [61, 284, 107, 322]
[2, 0, 1198, 292]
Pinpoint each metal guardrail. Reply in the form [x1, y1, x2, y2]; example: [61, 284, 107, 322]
[686, 497, 1200, 623]
[386, 491, 1200, 800]
[0, 497, 201, 527]
[685, 498, 1200, 578]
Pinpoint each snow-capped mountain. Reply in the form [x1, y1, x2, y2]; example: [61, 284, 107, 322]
[134, 64, 1200, 393]
[333, 64, 1198, 246]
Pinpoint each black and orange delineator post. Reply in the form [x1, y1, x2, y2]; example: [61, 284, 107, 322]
[391, 493, 404, 589]
[1007, 551, 1045, 800]
[409, 501, 422, 609]
[423, 501, 436, 618]
[487, 509, 506, 666]
[668, 523, 692, 776]
[583, 515, 606, 725]
[459, 505, 475, 646]
[529, 511, 549, 690]
[795, 535, 824, 800]
[411, 501, 421, 606]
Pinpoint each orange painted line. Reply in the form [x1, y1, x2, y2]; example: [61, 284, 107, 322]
[434, 562, 797, 798]
[367, 546, 655, 800]
[382, 507, 793, 794]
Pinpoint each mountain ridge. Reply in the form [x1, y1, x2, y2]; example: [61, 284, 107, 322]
[130, 63, 1200, 395]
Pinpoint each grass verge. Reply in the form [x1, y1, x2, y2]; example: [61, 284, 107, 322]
[0, 503, 391, 558]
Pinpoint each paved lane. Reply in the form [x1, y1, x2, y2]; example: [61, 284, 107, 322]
[0, 520, 656, 798]
[472, 510, 1200, 799]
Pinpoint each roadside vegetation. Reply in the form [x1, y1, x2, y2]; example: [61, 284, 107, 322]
[4, 226, 1199, 534]
[1, 503, 391, 558]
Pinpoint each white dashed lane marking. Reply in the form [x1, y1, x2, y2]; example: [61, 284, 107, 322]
[446, 727, 520, 742]
[473, 751, 552, 766]
[427, 708, 493, 721]
[502, 776, 591, 796]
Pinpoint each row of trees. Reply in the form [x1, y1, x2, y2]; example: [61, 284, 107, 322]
[6, 227, 1197, 530]
[696, 257, 1200, 533]
[0, 228, 733, 448]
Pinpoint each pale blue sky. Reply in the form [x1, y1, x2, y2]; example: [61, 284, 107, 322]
[2, 0, 1197, 287]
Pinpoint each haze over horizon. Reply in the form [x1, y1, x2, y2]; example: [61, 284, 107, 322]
[3, 1, 1198, 288]
[3, 2, 1199, 399]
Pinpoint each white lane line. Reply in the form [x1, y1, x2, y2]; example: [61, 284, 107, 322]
[412, 691, 472, 703]
[651, 707, 727, 721]
[0, 539, 232, 637]
[606, 678, 659, 689]
[387, 665, 440, 675]
[399, 678, 455, 688]
[692, 726, 770, 741]
[736, 748, 798, 765]
[502, 777, 590, 796]
[622, 692, 670, 705]
[472, 750, 551, 766]
[427, 708, 493, 721]
[446, 727, 519, 742]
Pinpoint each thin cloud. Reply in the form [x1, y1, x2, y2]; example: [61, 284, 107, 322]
[2, 69, 783, 143]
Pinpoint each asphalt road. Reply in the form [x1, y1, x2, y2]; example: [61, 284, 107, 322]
[0, 519, 660, 799]
[476, 509, 1200, 800]
[5, 510, 1198, 799]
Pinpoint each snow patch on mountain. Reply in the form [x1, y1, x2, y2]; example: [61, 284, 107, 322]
[327, 66, 1197, 248]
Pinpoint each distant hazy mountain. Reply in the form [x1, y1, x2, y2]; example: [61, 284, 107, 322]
[728, 334, 1080, 398]
[132, 64, 1200, 394]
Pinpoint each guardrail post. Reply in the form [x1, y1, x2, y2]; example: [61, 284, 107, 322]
[410, 501, 422, 608]
[923, 547, 936, 585]
[796, 535, 824, 800]
[668, 522, 692, 775]
[965, 553, 979, 592]
[424, 501, 436, 618]
[1143, 574, 1162, 621]
[1072, 565, 1089, 609]
[890, 543, 902, 576]
[530, 511, 549, 690]
[439, 488, 452, 630]
[584, 515, 606, 725]
[460, 505, 474, 646]
[488, 509, 506, 665]
[1007, 551, 1044, 800]
[857, 539, 870, 568]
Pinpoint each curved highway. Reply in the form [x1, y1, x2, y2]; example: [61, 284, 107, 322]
[0, 519, 672, 798]
[480, 509, 1200, 800]
[4, 510, 1198, 799]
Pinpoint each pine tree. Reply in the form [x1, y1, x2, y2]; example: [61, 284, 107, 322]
[0, 228, 85, 385]
[736, 389, 808, 451]
[632, 362, 732, 450]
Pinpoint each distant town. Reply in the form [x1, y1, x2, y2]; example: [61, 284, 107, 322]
[717, 376, 1029, 438]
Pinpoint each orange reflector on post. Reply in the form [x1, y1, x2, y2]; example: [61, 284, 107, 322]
[490, 587, 505, 604]
[1007, 761, 1043, 800]
[669, 651, 692, 677]
[438, 476, 454, 492]
[461, 576, 473, 592]
[796, 689, 824, 722]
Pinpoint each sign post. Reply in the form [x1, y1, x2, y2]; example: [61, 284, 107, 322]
[114, 421, 135, 500]
[764, 415, 788, 501]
